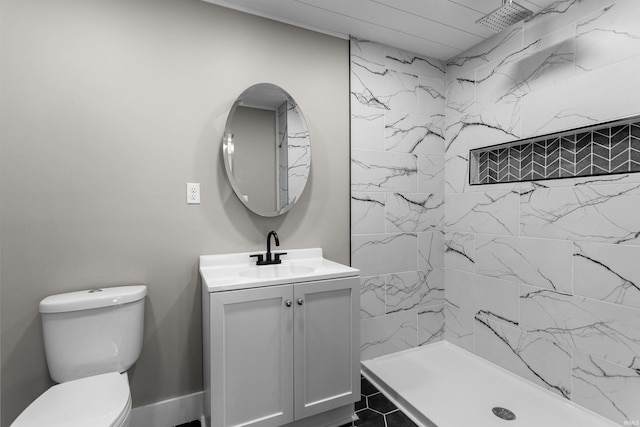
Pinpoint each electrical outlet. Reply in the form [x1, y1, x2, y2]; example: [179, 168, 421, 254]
[186, 183, 200, 204]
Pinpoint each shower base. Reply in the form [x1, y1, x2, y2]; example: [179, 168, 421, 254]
[361, 341, 617, 427]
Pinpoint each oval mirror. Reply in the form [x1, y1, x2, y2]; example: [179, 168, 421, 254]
[222, 83, 311, 217]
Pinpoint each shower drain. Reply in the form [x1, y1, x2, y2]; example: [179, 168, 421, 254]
[492, 407, 516, 421]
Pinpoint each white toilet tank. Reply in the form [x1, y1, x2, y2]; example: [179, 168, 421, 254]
[39, 285, 147, 383]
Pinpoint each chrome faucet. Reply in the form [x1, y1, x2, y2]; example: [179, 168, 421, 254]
[250, 230, 287, 265]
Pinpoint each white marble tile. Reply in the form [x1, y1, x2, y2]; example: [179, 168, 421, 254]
[522, 55, 640, 138]
[381, 69, 421, 114]
[523, 26, 576, 94]
[445, 139, 520, 195]
[417, 77, 446, 118]
[519, 285, 640, 371]
[352, 149, 417, 193]
[467, 181, 521, 195]
[350, 62, 388, 110]
[386, 46, 446, 80]
[447, 25, 523, 80]
[575, 0, 640, 74]
[418, 305, 445, 346]
[474, 47, 529, 111]
[518, 173, 640, 189]
[351, 37, 386, 73]
[573, 241, 640, 309]
[475, 274, 519, 326]
[360, 310, 417, 360]
[418, 154, 444, 194]
[386, 192, 443, 232]
[475, 235, 573, 292]
[444, 153, 470, 194]
[445, 72, 476, 119]
[445, 108, 521, 157]
[351, 104, 385, 151]
[352, 233, 417, 277]
[360, 275, 386, 319]
[351, 49, 388, 110]
[520, 183, 640, 244]
[385, 111, 444, 155]
[475, 315, 572, 399]
[354, 65, 421, 113]
[572, 350, 640, 425]
[444, 304, 475, 352]
[444, 116, 472, 156]
[445, 191, 520, 235]
[350, 38, 386, 110]
[475, 27, 574, 111]
[386, 269, 444, 314]
[475, 99, 522, 144]
[523, 0, 616, 45]
[579, 173, 640, 188]
[444, 268, 477, 313]
[418, 231, 444, 270]
[352, 192, 386, 235]
[444, 232, 475, 272]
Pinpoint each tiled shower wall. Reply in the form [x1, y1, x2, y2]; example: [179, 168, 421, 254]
[350, 39, 447, 359]
[445, 0, 640, 424]
[351, 0, 640, 424]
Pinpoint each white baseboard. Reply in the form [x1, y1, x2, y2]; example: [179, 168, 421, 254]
[130, 391, 204, 427]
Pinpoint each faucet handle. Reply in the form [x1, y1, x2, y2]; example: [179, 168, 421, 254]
[249, 253, 264, 264]
[274, 252, 287, 263]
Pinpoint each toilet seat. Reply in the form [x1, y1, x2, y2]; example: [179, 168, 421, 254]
[12, 372, 131, 427]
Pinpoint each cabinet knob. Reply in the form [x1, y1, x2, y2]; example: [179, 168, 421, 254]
[285, 300, 292, 307]
[297, 298, 304, 306]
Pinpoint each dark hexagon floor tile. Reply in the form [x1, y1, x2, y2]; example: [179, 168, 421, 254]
[361, 376, 379, 397]
[367, 392, 398, 414]
[385, 410, 418, 427]
[355, 408, 386, 427]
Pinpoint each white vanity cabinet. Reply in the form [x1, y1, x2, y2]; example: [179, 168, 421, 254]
[200, 249, 360, 427]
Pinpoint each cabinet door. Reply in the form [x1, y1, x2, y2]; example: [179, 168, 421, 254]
[293, 277, 360, 420]
[211, 285, 294, 427]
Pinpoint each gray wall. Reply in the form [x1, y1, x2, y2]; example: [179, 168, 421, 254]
[0, 0, 350, 425]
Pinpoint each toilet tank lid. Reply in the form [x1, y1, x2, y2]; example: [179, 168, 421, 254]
[39, 285, 147, 314]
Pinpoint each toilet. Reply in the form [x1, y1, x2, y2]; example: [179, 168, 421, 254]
[11, 285, 147, 427]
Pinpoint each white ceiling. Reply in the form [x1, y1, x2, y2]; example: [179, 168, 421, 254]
[201, 0, 559, 61]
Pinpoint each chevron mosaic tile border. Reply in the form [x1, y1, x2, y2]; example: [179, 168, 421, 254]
[469, 117, 640, 185]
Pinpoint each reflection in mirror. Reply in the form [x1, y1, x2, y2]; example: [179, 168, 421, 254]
[222, 83, 311, 217]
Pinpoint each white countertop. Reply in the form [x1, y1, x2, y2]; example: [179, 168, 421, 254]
[199, 248, 359, 292]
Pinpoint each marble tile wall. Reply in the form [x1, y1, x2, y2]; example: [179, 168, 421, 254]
[350, 38, 446, 360]
[443, 0, 640, 425]
[352, 0, 640, 425]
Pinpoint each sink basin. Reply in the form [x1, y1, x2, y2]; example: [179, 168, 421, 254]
[239, 264, 315, 279]
[199, 248, 359, 292]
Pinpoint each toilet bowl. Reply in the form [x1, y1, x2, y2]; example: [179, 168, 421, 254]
[10, 285, 146, 427]
[12, 372, 132, 427]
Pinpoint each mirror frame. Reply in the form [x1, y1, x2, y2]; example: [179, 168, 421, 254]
[221, 83, 311, 217]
